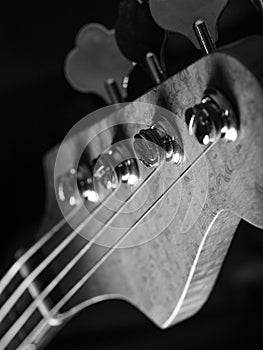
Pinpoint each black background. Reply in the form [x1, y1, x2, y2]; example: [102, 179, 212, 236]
[1, 1, 263, 349]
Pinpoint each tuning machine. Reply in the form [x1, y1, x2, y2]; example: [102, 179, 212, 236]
[185, 88, 239, 145]
[57, 141, 140, 206]
[65, 23, 134, 104]
[92, 143, 140, 190]
[115, 0, 167, 85]
[57, 162, 99, 206]
[75, 143, 139, 205]
[150, 0, 229, 55]
[133, 115, 184, 168]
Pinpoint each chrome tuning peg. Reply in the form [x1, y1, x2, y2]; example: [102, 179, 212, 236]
[65, 23, 134, 104]
[185, 88, 239, 145]
[57, 145, 140, 206]
[150, 0, 229, 55]
[133, 115, 184, 168]
[77, 162, 100, 203]
[93, 143, 140, 190]
[57, 163, 99, 206]
[115, 0, 167, 84]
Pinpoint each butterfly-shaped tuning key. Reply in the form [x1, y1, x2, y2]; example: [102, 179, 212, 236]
[115, 0, 167, 84]
[65, 23, 134, 104]
[150, 0, 228, 55]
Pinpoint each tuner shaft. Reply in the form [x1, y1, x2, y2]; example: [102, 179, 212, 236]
[193, 20, 216, 55]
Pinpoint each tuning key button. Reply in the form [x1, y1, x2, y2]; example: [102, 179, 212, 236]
[65, 23, 133, 104]
[185, 88, 238, 145]
[133, 117, 183, 168]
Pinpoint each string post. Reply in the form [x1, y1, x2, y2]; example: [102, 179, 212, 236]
[93, 143, 140, 190]
[58, 168, 80, 206]
[133, 116, 184, 168]
[77, 162, 100, 203]
[185, 88, 238, 145]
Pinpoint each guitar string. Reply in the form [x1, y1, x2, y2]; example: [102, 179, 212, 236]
[13, 140, 216, 350]
[0, 166, 160, 349]
[0, 205, 80, 295]
[0, 189, 116, 324]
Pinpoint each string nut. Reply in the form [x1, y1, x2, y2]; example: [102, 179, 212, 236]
[185, 88, 238, 145]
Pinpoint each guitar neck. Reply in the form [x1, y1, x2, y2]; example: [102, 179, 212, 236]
[0, 206, 86, 350]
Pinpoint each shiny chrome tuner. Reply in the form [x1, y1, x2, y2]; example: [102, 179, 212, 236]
[58, 168, 79, 206]
[133, 116, 184, 168]
[77, 162, 99, 203]
[93, 143, 140, 190]
[57, 162, 99, 205]
[185, 88, 239, 145]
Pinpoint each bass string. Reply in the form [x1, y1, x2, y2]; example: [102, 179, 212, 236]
[0, 165, 160, 349]
[0, 189, 115, 324]
[0, 204, 80, 295]
[14, 139, 217, 350]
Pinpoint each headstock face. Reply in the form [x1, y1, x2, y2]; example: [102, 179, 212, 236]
[43, 36, 263, 328]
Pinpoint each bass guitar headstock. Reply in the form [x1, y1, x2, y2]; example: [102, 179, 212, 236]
[1, 2, 263, 349]
[44, 36, 263, 330]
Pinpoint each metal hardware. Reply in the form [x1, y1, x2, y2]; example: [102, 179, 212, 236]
[145, 52, 166, 84]
[77, 162, 99, 203]
[149, 0, 228, 51]
[133, 116, 183, 168]
[58, 168, 79, 206]
[193, 19, 216, 55]
[104, 78, 125, 104]
[185, 88, 238, 145]
[58, 144, 139, 205]
[93, 143, 140, 190]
